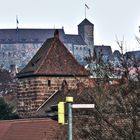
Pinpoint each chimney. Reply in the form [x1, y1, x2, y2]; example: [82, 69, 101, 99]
[54, 29, 59, 39]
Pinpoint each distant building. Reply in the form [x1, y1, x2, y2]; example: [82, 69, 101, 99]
[110, 50, 122, 67]
[94, 45, 112, 63]
[124, 51, 140, 61]
[0, 18, 95, 69]
[17, 31, 90, 117]
[113, 50, 121, 60]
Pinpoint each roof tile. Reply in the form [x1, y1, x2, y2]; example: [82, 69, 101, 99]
[0, 119, 59, 140]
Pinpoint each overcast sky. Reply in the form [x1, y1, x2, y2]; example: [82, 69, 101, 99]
[0, 0, 140, 52]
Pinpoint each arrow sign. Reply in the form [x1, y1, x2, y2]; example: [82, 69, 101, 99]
[72, 104, 95, 109]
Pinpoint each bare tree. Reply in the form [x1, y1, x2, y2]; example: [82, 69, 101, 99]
[56, 40, 140, 140]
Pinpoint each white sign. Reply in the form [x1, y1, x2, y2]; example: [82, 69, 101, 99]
[72, 104, 95, 109]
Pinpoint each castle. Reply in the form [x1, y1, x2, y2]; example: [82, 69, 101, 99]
[0, 18, 113, 117]
[0, 18, 95, 69]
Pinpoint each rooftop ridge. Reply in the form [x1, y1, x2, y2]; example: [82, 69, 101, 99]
[78, 18, 94, 26]
[0, 28, 64, 30]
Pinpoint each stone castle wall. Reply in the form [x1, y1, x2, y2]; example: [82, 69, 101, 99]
[17, 76, 89, 118]
[0, 42, 93, 69]
[0, 43, 41, 69]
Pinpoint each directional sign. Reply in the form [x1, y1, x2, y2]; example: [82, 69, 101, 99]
[72, 104, 95, 109]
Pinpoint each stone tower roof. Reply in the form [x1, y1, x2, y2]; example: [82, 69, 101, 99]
[17, 30, 89, 78]
[78, 18, 94, 26]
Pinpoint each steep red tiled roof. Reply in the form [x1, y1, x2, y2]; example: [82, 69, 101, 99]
[17, 32, 89, 78]
[0, 119, 59, 140]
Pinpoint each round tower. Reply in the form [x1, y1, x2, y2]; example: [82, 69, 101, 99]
[78, 18, 94, 45]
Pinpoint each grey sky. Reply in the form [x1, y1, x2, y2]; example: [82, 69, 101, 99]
[0, 0, 140, 51]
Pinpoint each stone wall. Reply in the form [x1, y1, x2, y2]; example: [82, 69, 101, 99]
[0, 42, 93, 69]
[83, 25, 94, 45]
[17, 76, 89, 118]
[78, 23, 94, 45]
[65, 43, 93, 65]
[0, 43, 41, 69]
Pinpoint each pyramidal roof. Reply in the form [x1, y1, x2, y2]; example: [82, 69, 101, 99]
[17, 30, 89, 78]
[78, 18, 94, 26]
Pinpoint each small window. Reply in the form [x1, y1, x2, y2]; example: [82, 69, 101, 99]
[8, 39, 12, 42]
[48, 80, 51, 87]
[8, 52, 11, 57]
[34, 38, 39, 42]
[21, 38, 26, 42]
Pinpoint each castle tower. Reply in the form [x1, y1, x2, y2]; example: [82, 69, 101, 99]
[78, 18, 94, 45]
[17, 30, 89, 118]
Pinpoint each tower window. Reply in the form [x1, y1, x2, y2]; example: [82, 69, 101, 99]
[48, 80, 51, 87]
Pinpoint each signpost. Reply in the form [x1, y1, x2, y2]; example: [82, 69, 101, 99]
[72, 104, 95, 109]
[66, 97, 73, 140]
[65, 97, 95, 140]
